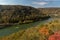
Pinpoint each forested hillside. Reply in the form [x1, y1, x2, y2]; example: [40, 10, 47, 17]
[0, 6, 60, 40]
[0, 5, 50, 25]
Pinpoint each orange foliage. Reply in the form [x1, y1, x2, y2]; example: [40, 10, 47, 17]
[39, 27, 49, 35]
[48, 31, 60, 40]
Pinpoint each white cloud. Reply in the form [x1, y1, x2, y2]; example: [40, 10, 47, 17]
[0, 0, 8, 5]
[0, 3, 15, 5]
[0, 2, 17, 5]
[39, 0, 60, 1]
[33, 2, 48, 6]
[0, 3, 7, 5]
[0, 0, 16, 5]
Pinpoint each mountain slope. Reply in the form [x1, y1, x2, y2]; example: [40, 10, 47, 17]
[0, 5, 50, 25]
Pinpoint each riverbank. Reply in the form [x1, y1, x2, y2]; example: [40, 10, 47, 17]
[0, 18, 52, 37]
[0, 18, 59, 40]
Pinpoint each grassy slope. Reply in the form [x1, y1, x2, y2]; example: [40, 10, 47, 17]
[0, 18, 60, 40]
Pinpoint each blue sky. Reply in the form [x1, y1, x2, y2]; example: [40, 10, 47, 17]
[0, 0, 60, 8]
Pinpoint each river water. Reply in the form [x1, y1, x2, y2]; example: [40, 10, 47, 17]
[0, 18, 53, 37]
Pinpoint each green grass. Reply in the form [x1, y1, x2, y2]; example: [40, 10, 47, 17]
[0, 18, 60, 40]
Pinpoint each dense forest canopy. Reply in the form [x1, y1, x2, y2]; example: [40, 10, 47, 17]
[0, 5, 50, 25]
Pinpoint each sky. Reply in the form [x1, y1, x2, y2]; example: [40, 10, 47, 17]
[0, 0, 60, 8]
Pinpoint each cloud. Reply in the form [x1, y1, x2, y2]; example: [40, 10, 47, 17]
[0, 2, 10, 5]
[39, 0, 60, 1]
[0, 2, 16, 5]
[32, 2, 48, 6]
[0, 2, 7, 5]
[0, 0, 17, 5]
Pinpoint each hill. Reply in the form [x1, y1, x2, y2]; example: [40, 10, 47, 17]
[38, 8, 60, 17]
[0, 5, 50, 26]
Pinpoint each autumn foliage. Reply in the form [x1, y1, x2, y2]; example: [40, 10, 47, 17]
[39, 27, 49, 35]
[48, 31, 60, 40]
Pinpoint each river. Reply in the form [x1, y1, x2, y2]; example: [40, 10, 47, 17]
[0, 18, 53, 37]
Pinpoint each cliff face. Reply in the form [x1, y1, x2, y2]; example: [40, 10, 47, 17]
[0, 5, 50, 24]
